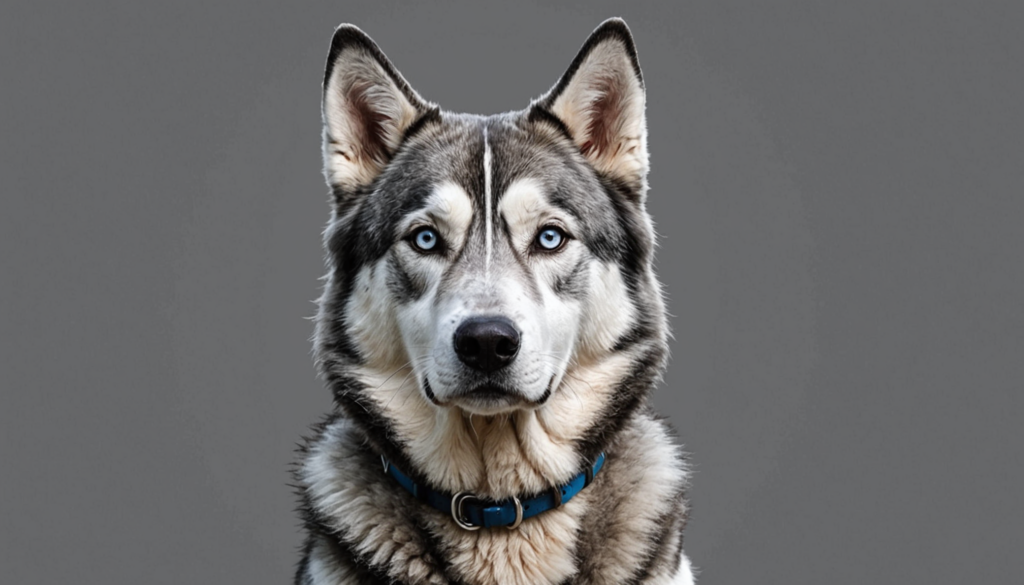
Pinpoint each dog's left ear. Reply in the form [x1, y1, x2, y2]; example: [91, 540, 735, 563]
[531, 18, 648, 199]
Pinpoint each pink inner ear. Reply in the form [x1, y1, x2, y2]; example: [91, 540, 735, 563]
[345, 80, 395, 167]
[579, 75, 625, 161]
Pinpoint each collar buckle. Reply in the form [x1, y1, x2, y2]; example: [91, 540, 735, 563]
[451, 492, 482, 531]
[450, 492, 523, 531]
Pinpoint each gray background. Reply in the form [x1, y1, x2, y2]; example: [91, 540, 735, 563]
[2, 1, 1022, 583]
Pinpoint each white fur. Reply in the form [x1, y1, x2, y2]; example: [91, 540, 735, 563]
[483, 126, 493, 277]
[576, 260, 636, 363]
[674, 553, 697, 585]
[344, 264, 406, 369]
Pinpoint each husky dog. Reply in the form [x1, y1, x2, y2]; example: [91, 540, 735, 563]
[294, 18, 694, 585]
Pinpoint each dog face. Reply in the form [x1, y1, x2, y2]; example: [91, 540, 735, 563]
[314, 20, 666, 478]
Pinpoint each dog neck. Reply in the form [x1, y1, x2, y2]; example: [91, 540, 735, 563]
[355, 352, 634, 499]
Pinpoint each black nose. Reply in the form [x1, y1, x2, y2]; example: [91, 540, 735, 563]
[454, 316, 521, 373]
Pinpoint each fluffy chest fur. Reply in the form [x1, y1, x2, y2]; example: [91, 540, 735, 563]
[296, 412, 692, 585]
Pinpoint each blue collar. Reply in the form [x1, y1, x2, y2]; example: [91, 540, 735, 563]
[381, 452, 606, 530]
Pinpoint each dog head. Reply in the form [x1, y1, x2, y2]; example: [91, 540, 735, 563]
[314, 19, 667, 484]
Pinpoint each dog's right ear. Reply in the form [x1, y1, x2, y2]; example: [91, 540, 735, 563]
[321, 25, 435, 204]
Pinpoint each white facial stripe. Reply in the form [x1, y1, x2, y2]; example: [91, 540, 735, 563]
[483, 126, 493, 276]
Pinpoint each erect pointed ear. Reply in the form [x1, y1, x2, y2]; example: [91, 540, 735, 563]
[531, 18, 648, 198]
[322, 25, 435, 200]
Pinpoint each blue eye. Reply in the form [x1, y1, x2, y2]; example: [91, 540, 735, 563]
[413, 227, 439, 251]
[537, 227, 565, 251]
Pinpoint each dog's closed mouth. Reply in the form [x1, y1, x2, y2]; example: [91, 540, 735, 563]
[423, 378, 526, 408]
[444, 383, 535, 415]
[463, 384, 519, 401]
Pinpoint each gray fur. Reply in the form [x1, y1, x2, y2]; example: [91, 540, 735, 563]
[296, 18, 694, 585]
